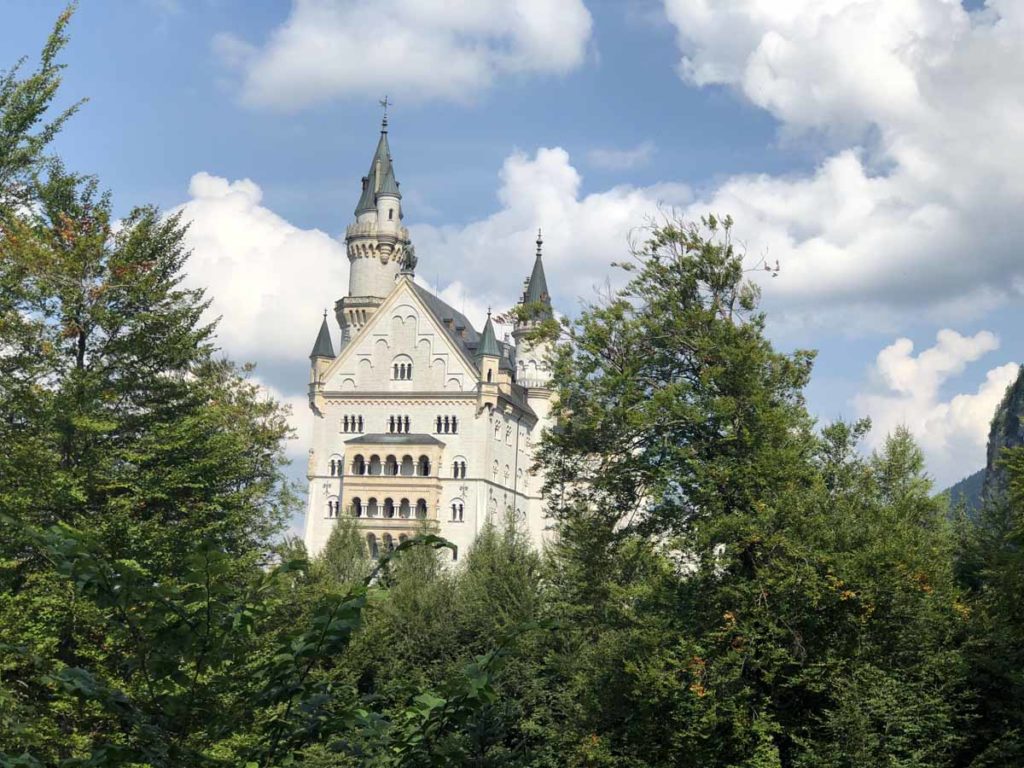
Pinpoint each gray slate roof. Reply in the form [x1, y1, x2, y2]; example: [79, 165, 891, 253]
[310, 316, 335, 358]
[344, 433, 444, 446]
[355, 127, 400, 215]
[522, 236, 553, 319]
[477, 315, 501, 358]
[411, 283, 481, 360]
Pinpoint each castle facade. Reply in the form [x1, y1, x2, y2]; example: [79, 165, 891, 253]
[303, 117, 555, 559]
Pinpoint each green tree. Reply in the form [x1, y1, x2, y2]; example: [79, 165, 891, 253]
[531, 218, 968, 767]
[958, 446, 1024, 766]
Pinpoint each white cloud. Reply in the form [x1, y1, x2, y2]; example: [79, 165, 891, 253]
[215, 0, 594, 109]
[172, 172, 348, 366]
[854, 329, 1018, 485]
[412, 146, 691, 315]
[662, 0, 1024, 330]
[587, 141, 656, 171]
[253, 377, 314, 465]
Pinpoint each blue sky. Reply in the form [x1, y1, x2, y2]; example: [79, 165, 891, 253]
[5, 0, 1023, 495]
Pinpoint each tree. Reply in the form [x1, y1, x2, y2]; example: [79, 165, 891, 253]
[531, 218, 968, 766]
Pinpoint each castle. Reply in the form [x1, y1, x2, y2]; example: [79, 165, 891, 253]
[303, 115, 555, 559]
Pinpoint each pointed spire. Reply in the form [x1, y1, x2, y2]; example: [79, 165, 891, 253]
[477, 309, 501, 358]
[310, 311, 335, 358]
[354, 112, 400, 215]
[523, 228, 552, 318]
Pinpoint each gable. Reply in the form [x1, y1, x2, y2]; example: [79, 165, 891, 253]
[322, 279, 480, 393]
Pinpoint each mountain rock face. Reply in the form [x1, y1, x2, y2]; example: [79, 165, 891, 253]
[982, 364, 1024, 502]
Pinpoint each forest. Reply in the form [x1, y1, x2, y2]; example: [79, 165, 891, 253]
[2, 13, 1024, 768]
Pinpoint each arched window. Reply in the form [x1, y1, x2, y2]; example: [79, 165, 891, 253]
[399, 533, 408, 544]
[436, 415, 442, 433]
[327, 497, 339, 518]
[415, 499, 428, 519]
[392, 356, 412, 381]
[399, 498, 411, 518]
[400, 455, 415, 476]
[367, 497, 378, 517]
[452, 457, 467, 479]
[443, 416, 450, 433]
[404, 415, 410, 433]
[369, 454, 382, 475]
[383, 497, 395, 518]
[494, 421, 501, 440]
[452, 545, 458, 562]
[450, 500, 464, 522]
[451, 416, 458, 433]
[353, 454, 366, 475]
[491, 460, 498, 480]
[358, 416, 364, 432]
[486, 369, 492, 382]
[383, 533, 395, 552]
[506, 426, 512, 445]
[385, 455, 398, 476]
[367, 533, 379, 559]
[417, 456, 431, 477]
[352, 497, 363, 518]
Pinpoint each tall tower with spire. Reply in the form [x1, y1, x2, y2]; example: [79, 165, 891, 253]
[336, 109, 412, 344]
[512, 230, 553, 389]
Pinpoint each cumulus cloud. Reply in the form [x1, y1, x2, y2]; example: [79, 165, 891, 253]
[587, 141, 655, 171]
[663, 0, 1024, 330]
[855, 329, 1019, 485]
[215, 0, 593, 109]
[412, 146, 691, 315]
[249, 377, 313, 465]
[172, 172, 348, 365]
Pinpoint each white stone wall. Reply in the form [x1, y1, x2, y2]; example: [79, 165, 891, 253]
[304, 279, 554, 560]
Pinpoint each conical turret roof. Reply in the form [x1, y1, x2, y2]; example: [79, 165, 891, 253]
[476, 313, 501, 358]
[523, 230, 552, 318]
[354, 120, 400, 215]
[310, 313, 335, 358]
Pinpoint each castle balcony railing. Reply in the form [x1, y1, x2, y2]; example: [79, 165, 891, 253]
[345, 221, 409, 240]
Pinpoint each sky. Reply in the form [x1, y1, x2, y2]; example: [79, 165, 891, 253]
[4, 0, 1024, 504]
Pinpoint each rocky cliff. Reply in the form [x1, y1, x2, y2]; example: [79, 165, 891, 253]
[982, 364, 1024, 502]
[942, 365, 1024, 511]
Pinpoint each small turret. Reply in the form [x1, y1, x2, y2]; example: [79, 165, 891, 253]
[310, 310, 335, 378]
[477, 310, 501, 382]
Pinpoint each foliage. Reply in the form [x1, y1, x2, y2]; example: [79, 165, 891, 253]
[4, 10, 1024, 768]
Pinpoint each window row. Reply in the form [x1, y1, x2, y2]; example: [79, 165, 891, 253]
[352, 496, 428, 519]
[352, 453, 431, 477]
[342, 415, 364, 433]
[388, 415, 411, 434]
[435, 415, 459, 434]
[392, 362, 412, 380]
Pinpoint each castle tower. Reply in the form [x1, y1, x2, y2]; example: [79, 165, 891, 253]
[512, 230, 553, 389]
[336, 111, 413, 344]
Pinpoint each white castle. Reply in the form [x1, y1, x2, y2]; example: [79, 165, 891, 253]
[303, 115, 555, 559]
